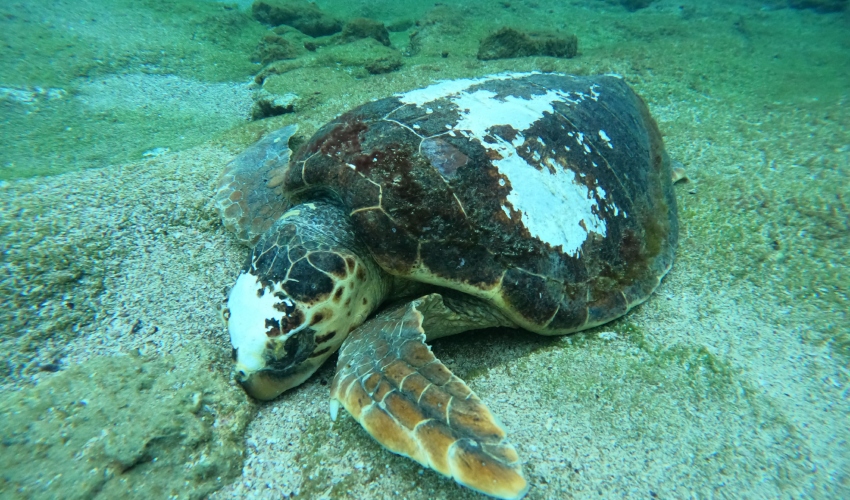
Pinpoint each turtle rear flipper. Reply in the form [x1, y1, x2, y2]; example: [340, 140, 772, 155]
[214, 124, 298, 246]
[330, 295, 528, 500]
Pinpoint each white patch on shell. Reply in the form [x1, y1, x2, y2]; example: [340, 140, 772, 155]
[227, 271, 290, 372]
[396, 72, 539, 106]
[598, 129, 613, 149]
[503, 154, 605, 256]
[575, 132, 592, 154]
[444, 87, 610, 256]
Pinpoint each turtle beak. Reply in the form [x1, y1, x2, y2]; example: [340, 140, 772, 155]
[232, 326, 322, 400]
[236, 369, 282, 400]
[236, 366, 312, 400]
[235, 358, 318, 401]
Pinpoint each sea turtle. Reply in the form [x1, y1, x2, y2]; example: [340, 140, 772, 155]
[215, 72, 677, 499]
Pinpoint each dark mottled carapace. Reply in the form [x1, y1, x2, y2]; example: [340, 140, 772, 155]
[281, 73, 677, 332]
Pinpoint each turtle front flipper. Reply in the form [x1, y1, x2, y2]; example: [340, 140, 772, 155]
[330, 294, 528, 500]
[214, 124, 298, 246]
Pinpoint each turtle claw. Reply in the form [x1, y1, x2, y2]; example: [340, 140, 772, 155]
[671, 160, 689, 184]
[330, 295, 528, 500]
[329, 399, 340, 421]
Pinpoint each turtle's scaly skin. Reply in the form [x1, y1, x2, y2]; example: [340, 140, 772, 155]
[215, 125, 297, 246]
[217, 73, 678, 499]
[331, 295, 527, 499]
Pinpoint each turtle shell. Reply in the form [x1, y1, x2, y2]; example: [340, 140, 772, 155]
[280, 72, 677, 333]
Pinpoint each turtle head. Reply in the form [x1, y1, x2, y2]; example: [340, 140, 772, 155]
[221, 205, 385, 400]
[222, 269, 342, 400]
